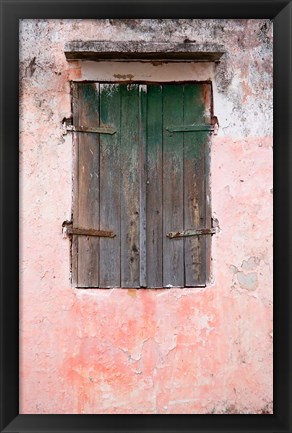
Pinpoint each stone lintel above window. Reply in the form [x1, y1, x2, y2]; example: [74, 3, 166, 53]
[64, 41, 225, 62]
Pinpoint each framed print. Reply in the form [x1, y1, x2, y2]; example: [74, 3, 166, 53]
[0, 0, 291, 432]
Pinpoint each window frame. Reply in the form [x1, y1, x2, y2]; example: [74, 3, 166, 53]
[68, 80, 215, 289]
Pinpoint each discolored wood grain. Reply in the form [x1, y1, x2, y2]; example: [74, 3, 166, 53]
[77, 83, 100, 287]
[120, 85, 141, 288]
[139, 85, 147, 287]
[162, 85, 184, 287]
[183, 84, 209, 286]
[146, 85, 163, 288]
[99, 84, 121, 287]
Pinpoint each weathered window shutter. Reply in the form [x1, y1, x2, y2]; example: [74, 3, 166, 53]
[71, 82, 212, 288]
[99, 84, 121, 287]
[73, 83, 100, 288]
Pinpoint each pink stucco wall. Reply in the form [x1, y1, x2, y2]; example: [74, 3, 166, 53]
[19, 19, 273, 414]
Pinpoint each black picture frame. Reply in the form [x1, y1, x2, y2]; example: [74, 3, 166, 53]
[0, 1, 291, 432]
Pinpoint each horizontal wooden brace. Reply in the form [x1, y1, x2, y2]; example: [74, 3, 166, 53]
[166, 124, 214, 132]
[65, 124, 116, 135]
[66, 227, 116, 238]
[167, 228, 216, 238]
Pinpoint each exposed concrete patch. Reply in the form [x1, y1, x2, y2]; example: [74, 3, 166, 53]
[230, 257, 260, 291]
[241, 256, 260, 271]
[237, 271, 258, 291]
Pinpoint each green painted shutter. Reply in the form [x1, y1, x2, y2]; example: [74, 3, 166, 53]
[72, 82, 212, 288]
[146, 85, 163, 287]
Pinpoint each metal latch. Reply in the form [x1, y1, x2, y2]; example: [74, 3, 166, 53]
[167, 228, 216, 239]
[62, 221, 115, 238]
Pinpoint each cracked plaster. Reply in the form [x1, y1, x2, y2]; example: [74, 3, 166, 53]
[19, 19, 272, 414]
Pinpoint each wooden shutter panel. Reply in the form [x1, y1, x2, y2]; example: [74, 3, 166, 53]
[146, 83, 212, 287]
[72, 82, 212, 288]
[183, 83, 212, 286]
[73, 83, 143, 288]
[99, 84, 121, 287]
[73, 83, 100, 287]
[146, 85, 163, 288]
[120, 84, 141, 287]
[162, 85, 185, 287]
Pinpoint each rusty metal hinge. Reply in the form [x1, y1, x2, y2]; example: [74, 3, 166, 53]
[166, 124, 214, 133]
[62, 119, 116, 136]
[62, 222, 116, 238]
[166, 116, 219, 135]
[167, 228, 216, 239]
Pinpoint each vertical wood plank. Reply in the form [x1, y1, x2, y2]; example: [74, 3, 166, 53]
[162, 84, 184, 287]
[146, 85, 163, 288]
[77, 83, 100, 287]
[120, 84, 140, 287]
[99, 84, 121, 287]
[71, 82, 79, 287]
[139, 85, 147, 287]
[201, 84, 212, 283]
[183, 83, 212, 286]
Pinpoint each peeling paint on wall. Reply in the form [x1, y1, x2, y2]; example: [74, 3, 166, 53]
[19, 19, 272, 415]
